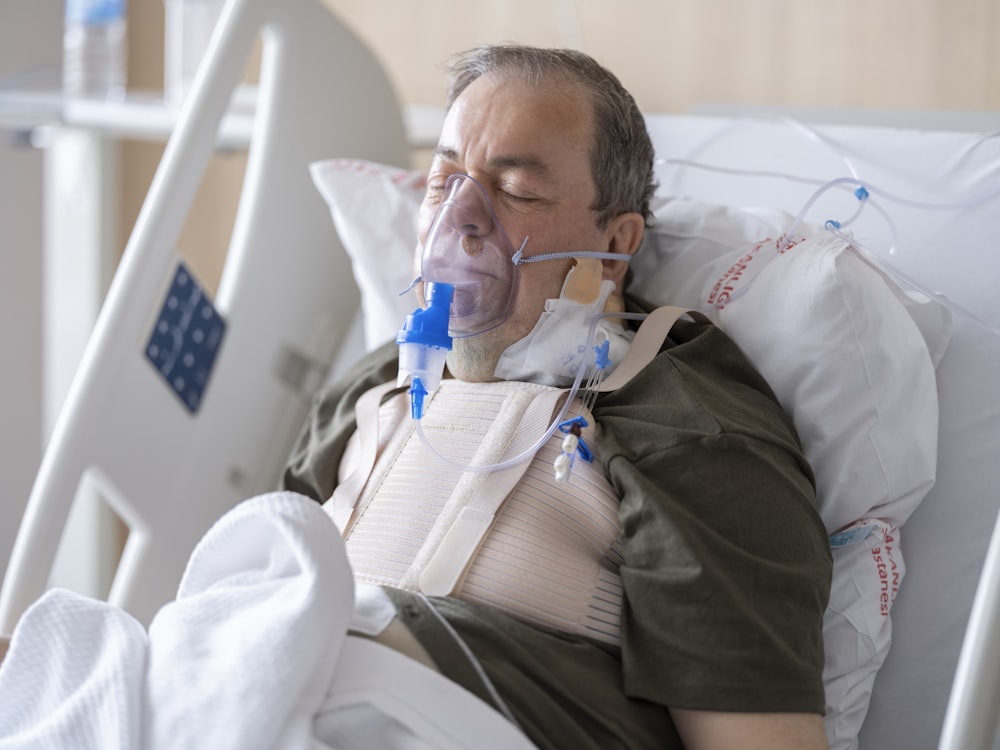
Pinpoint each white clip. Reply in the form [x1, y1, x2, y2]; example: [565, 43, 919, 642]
[553, 452, 572, 483]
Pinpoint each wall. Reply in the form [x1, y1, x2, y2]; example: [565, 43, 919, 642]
[0, 2, 60, 586]
[322, 0, 1000, 115]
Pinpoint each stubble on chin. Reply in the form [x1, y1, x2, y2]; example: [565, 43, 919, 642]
[447, 331, 509, 382]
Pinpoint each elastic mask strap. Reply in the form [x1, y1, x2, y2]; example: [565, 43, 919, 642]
[401, 245, 631, 295]
[511, 245, 632, 266]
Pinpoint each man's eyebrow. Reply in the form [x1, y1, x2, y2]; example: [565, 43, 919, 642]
[432, 146, 550, 178]
[488, 154, 550, 177]
[433, 145, 460, 163]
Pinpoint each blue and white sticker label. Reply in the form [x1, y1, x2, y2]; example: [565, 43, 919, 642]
[145, 263, 226, 414]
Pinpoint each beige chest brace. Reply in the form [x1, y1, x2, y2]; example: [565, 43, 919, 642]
[333, 380, 624, 645]
[324, 306, 699, 647]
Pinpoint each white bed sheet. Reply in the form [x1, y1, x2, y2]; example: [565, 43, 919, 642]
[0, 492, 537, 749]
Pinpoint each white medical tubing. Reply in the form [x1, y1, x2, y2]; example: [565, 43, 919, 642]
[780, 174, 1000, 336]
[662, 114, 861, 196]
[663, 158, 843, 189]
[676, 144, 999, 335]
[414, 311, 648, 474]
[668, 114, 1000, 246]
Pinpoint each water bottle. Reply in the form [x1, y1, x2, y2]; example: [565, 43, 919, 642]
[164, 0, 225, 105]
[63, 0, 128, 100]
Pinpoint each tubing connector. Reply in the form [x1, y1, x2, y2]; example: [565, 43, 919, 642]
[396, 281, 454, 419]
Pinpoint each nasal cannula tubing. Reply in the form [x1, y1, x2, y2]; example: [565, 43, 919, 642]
[413, 310, 648, 474]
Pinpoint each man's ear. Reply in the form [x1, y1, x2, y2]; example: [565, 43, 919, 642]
[601, 212, 645, 286]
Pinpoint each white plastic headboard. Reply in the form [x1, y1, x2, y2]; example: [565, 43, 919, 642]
[649, 113, 1000, 336]
[646, 112, 1000, 750]
[0, 0, 408, 631]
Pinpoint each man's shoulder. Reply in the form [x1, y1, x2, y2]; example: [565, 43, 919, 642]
[601, 306, 799, 452]
[628, 305, 776, 403]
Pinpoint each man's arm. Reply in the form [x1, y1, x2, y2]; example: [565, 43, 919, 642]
[671, 709, 829, 750]
[282, 341, 400, 501]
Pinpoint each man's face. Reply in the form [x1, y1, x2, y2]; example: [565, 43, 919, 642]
[416, 73, 617, 381]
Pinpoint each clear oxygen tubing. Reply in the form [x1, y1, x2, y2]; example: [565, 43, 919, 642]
[694, 168, 1000, 336]
[826, 220, 1000, 339]
[660, 113, 863, 196]
[400, 247, 630, 315]
[784, 174, 1000, 337]
[413, 310, 649, 475]
[404, 248, 630, 289]
[664, 159, 1000, 254]
[664, 141, 1000, 217]
[662, 114, 1000, 250]
[662, 117, 1000, 334]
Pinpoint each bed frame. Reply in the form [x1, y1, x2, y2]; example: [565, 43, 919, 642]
[1, 0, 998, 747]
[0, 0, 408, 628]
[644, 113, 1000, 750]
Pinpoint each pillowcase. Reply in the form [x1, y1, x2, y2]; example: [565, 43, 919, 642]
[630, 196, 941, 749]
[632, 195, 942, 534]
[309, 159, 426, 351]
[309, 158, 942, 750]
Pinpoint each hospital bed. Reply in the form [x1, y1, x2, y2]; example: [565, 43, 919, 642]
[0, 0, 998, 747]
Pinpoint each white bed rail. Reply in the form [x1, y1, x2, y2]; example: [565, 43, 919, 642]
[939, 507, 1000, 749]
[0, 0, 408, 631]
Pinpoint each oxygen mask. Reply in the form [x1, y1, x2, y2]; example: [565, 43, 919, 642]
[398, 172, 637, 422]
[417, 173, 523, 338]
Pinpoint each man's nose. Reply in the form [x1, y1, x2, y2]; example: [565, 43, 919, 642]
[449, 177, 494, 238]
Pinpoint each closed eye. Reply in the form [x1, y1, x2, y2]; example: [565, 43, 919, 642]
[500, 189, 537, 203]
[424, 179, 449, 205]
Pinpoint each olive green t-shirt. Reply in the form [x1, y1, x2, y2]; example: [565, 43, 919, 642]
[283, 314, 832, 750]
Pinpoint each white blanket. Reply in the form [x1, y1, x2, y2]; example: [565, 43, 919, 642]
[0, 492, 536, 750]
[0, 492, 354, 750]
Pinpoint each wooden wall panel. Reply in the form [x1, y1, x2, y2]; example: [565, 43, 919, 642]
[324, 0, 1000, 112]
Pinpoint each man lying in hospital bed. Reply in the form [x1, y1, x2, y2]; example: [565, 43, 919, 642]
[0, 43, 944, 750]
[285, 43, 831, 750]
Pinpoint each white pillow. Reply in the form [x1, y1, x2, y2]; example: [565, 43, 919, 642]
[631, 195, 941, 749]
[632, 195, 941, 534]
[309, 159, 426, 351]
[309, 159, 942, 750]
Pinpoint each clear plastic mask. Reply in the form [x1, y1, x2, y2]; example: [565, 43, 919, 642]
[418, 173, 523, 337]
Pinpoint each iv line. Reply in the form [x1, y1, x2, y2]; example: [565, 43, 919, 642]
[667, 158, 1000, 336]
[413, 311, 648, 474]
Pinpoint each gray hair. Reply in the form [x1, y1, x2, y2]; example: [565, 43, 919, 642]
[445, 44, 658, 228]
